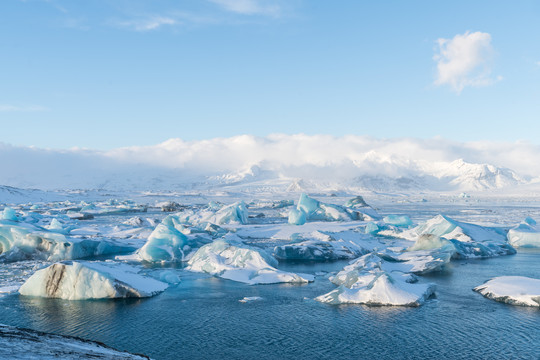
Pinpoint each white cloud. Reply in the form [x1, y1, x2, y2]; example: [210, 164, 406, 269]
[118, 16, 177, 31]
[434, 31, 499, 93]
[2, 135, 540, 191]
[0, 104, 48, 112]
[209, 0, 281, 16]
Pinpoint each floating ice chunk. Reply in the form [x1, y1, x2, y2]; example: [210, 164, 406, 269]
[239, 296, 263, 303]
[288, 193, 372, 225]
[0, 221, 134, 262]
[173, 201, 249, 226]
[274, 231, 369, 261]
[158, 270, 181, 284]
[407, 234, 455, 252]
[507, 218, 540, 248]
[402, 215, 515, 259]
[344, 196, 369, 208]
[137, 215, 190, 262]
[316, 273, 435, 306]
[474, 276, 540, 307]
[2, 207, 18, 222]
[19, 261, 168, 300]
[383, 215, 413, 227]
[364, 222, 380, 234]
[316, 253, 436, 306]
[187, 236, 313, 285]
[288, 208, 307, 225]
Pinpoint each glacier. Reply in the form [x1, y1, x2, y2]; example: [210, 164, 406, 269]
[19, 261, 168, 300]
[187, 235, 314, 285]
[474, 276, 540, 307]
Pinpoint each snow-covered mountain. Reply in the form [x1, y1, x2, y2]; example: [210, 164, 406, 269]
[0, 135, 536, 194]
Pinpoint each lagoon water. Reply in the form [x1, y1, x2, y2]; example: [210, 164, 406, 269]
[1, 202, 539, 359]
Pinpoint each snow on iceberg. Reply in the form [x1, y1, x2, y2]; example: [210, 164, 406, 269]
[402, 215, 515, 259]
[316, 253, 435, 306]
[507, 218, 540, 248]
[187, 235, 314, 285]
[474, 276, 540, 307]
[174, 201, 249, 226]
[0, 220, 135, 262]
[288, 194, 377, 225]
[274, 231, 369, 261]
[19, 261, 168, 300]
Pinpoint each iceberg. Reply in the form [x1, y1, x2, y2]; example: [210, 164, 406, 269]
[0, 220, 135, 262]
[383, 215, 413, 227]
[316, 253, 435, 306]
[474, 276, 540, 307]
[403, 215, 515, 259]
[507, 218, 540, 248]
[19, 261, 168, 300]
[137, 215, 191, 262]
[288, 193, 376, 225]
[274, 231, 369, 261]
[187, 236, 314, 285]
[175, 201, 249, 226]
[1, 207, 18, 222]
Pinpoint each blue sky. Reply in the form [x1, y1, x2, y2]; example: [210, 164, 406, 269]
[1, 0, 540, 149]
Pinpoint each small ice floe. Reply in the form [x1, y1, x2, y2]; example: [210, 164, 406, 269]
[474, 276, 540, 307]
[239, 296, 263, 303]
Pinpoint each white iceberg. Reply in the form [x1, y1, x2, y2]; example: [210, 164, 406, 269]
[187, 236, 314, 285]
[316, 253, 435, 306]
[507, 218, 540, 248]
[175, 201, 249, 226]
[402, 215, 515, 259]
[274, 231, 369, 261]
[0, 220, 135, 262]
[19, 261, 168, 300]
[474, 276, 540, 307]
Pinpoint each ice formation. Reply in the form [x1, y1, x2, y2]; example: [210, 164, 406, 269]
[383, 215, 413, 227]
[0, 324, 149, 360]
[274, 231, 369, 261]
[187, 236, 314, 285]
[174, 201, 249, 226]
[401, 215, 515, 258]
[0, 220, 135, 262]
[288, 194, 377, 225]
[507, 218, 540, 248]
[19, 261, 168, 300]
[137, 214, 191, 262]
[316, 253, 435, 306]
[474, 276, 540, 307]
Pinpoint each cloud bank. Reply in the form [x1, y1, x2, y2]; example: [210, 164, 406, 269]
[1, 135, 540, 191]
